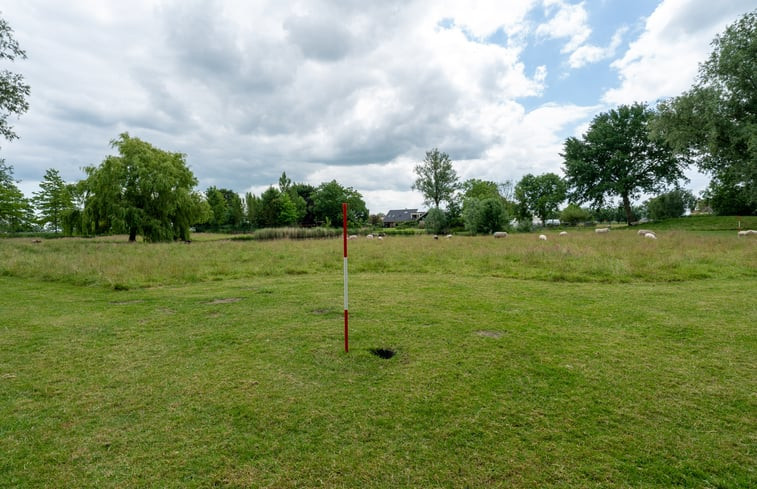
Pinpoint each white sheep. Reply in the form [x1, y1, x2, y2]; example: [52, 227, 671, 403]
[637, 229, 654, 236]
[559, 231, 568, 236]
[446, 234, 452, 239]
[348, 235, 358, 240]
[493, 231, 508, 238]
[377, 236, 383, 240]
[366, 234, 374, 239]
[738, 229, 756, 237]
[539, 234, 547, 241]
[595, 227, 610, 233]
[644, 232, 657, 240]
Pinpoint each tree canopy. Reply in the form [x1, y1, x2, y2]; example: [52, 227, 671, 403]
[312, 180, 368, 227]
[0, 160, 32, 232]
[32, 168, 74, 233]
[654, 10, 757, 215]
[81, 133, 208, 242]
[562, 102, 687, 225]
[412, 148, 459, 209]
[514, 173, 567, 225]
[0, 14, 30, 144]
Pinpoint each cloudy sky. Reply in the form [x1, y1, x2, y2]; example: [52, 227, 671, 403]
[2, 0, 754, 214]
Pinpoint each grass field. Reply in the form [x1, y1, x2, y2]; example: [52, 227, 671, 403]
[1, 222, 756, 488]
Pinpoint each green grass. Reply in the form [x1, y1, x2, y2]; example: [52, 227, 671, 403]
[1, 226, 756, 487]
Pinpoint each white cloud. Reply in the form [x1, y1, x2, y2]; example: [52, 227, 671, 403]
[6, 0, 732, 214]
[568, 26, 627, 69]
[536, 0, 591, 53]
[603, 0, 756, 105]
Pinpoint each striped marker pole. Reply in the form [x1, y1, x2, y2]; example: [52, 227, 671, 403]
[342, 203, 349, 353]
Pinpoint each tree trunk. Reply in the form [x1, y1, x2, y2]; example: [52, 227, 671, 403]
[128, 227, 137, 242]
[622, 194, 633, 225]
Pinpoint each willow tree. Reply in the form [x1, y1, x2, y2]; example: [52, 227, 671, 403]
[82, 133, 208, 242]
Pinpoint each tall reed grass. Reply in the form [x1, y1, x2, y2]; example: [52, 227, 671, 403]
[1, 228, 754, 289]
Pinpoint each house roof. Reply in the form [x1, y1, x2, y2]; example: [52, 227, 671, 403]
[384, 208, 422, 223]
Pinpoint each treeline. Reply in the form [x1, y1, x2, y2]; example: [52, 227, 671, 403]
[0, 134, 368, 240]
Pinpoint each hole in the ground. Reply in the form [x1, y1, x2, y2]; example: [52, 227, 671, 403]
[369, 348, 396, 359]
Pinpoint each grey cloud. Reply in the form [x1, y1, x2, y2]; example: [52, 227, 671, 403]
[283, 14, 353, 62]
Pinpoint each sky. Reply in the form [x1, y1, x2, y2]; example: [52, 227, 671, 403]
[2, 0, 755, 214]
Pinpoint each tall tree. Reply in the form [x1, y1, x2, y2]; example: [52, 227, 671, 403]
[32, 168, 73, 233]
[514, 173, 567, 225]
[0, 14, 30, 144]
[654, 10, 757, 215]
[312, 180, 368, 226]
[412, 148, 459, 209]
[82, 133, 207, 242]
[562, 103, 687, 225]
[0, 160, 33, 232]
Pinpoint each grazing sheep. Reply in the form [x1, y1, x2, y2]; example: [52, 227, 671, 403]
[539, 234, 547, 241]
[493, 231, 508, 238]
[434, 235, 439, 240]
[446, 234, 452, 239]
[559, 231, 568, 236]
[644, 232, 657, 240]
[377, 236, 383, 240]
[637, 229, 654, 236]
[366, 234, 374, 239]
[348, 235, 358, 240]
[738, 229, 757, 237]
[595, 227, 610, 233]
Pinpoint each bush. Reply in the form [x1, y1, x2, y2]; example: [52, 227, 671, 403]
[516, 219, 533, 232]
[424, 208, 447, 234]
[560, 204, 591, 226]
[463, 197, 509, 235]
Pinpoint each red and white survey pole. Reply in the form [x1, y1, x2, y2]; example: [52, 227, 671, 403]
[342, 202, 349, 353]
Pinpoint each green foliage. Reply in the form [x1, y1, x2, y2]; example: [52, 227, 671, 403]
[560, 203, 591, 226]
[424, 207, 447, 234]
[0, 160, 34, 232]
[412, 148, 459, 209]
[81, 133, 206, 242]
[646, 189, 696, 221]
[0, 14, 30, 142]
[563, 102, 687, 224]
[514, 173, 567, 225]
[654, 10, 757, 215]
[459, 178, 500, 200]
[31, 168, 74, 233]
[312, 180, 368, 227]
[463, 196, 509, 235]
[203, 186, 245, 231]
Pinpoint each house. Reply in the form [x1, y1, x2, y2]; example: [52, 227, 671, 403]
[383, 208, 427, 228]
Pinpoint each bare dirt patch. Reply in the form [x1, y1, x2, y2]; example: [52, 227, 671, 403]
[475, 330, 505, 339]
[207, 298, 242, 304]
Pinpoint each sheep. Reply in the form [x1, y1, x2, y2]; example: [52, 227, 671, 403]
[644, 232, 657, 240]
[559, 231, 568, 236]
[366, 234, 374, 239]
[637, 229, 654, 236]
[595, 227, 610, 233]
[434, 235, 439, 240]
[446, 234, 452, 239]
[493, 231, 508, 238]
[539, 234, 547, 241]
[348, 235, 358, 240]
[377, 236, 383, 240]
[738, 229, 757, 237]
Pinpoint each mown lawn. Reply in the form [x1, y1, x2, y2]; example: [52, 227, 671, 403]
[1, 229, 755, 488]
